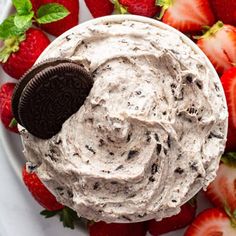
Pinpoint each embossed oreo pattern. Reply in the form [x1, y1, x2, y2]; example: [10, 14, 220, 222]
[12, 58, 78, 124]
[18, 62, 93, 139]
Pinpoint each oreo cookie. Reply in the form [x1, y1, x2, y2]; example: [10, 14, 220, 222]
[12, 58, 93, 139]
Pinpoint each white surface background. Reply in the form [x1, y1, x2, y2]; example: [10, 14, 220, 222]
[0, 1, 212, 236]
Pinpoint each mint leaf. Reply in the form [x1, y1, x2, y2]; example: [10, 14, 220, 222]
[0, 15, 26, 39]
[12, 0, 32, 15]
[14, 12, 34, 28]
[36, 3, 69, 24]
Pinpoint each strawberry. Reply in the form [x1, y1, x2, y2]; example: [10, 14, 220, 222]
[22, 164, 64, 211]
[34, 0, 79, 36]
[220, 68, 236, 151]
[114, 0, 160, 18]
[22, 164, 80, 229]
[209, 0, 236, 26]
[89, 221, 147, 236]
[1, 28, 50, 79]
[157, 0, 215, 33]
[148, 199, 197, 235]
[0, 83, 18, 133]
[197, 21, 236, 75]
[0, 0, 73, 79]
[205, 153, 236, 212]
[85, 0, 114, 18]
[184, 208, 236, 236]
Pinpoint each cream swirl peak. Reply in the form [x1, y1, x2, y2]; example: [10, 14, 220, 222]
[21, 17, 228, 223]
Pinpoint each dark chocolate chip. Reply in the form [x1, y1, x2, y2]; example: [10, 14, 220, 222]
[190, 162, 198, 171]
[154, 133, 159, 142]
[151, 163, 158, 174]
[99, 139, 105, 147]
[127, 133, 132, 142]
[175, 167, 184, 174]
[122, 216, 132, 221]
[85, 145, 96, 154]
[156, 143, 162, 155]
[93, 182, 99, 190]
[186, 75, 193, 83]
[167, 135, 171, 148]
[196, 81, 203, 90]
[55, 139, 62, 145]
[208, 132, 224, 139]
[163, 148, 168, 155]
[149, 176, 155, 182]
[67, 190, 73, 198]
[115, 165, 124, 170]
[127, 150, 139, 160]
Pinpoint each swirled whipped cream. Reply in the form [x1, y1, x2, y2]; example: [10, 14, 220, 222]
[21, 18, 228, 223]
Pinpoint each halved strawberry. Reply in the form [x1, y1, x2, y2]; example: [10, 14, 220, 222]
[184, 208, 236, 236]
[205, 153, 236, 212]
[221, 68, 236, 151]
[148, 199, 197, 235]
[157, 0, 215, 33]
[197, 22, 236, 75]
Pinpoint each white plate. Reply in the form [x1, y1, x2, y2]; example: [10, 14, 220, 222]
[0, 1, 212, 236]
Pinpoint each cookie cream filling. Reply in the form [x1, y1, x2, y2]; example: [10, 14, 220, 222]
[21, 18, 228, 223]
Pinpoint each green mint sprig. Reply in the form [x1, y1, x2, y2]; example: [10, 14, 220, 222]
[0, 0, 70, 62]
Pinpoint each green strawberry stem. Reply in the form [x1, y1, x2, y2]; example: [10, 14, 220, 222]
[9, 118, 18, 128]
[194, 21, 224, 40]
[156, 0, 173, 19]
[0, 34, 25, 63]
[112, 0, 128, 14]
[40, 206, 81, 229]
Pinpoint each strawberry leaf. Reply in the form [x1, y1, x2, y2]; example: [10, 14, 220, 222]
[0, 15, 26, 40]
[36, 3, 70, 24]
[40, 209, 61, 218]
[14, 12, 34, 29]
[12, 0, 32, 15]
[40, 207, 80, 229]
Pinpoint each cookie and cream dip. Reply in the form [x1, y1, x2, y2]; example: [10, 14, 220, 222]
[21, 16, 228, 223]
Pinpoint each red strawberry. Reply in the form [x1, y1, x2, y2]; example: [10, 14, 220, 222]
[22, 164, 63, 211]
[30, 0, 41, 12]
[114, 0, 160, 17]
[184, 208, 236, 236]
[22, 164, 80, 229]
[205, 153, 236, 212]
[197, 22, 236, 75]
[209, 0, 236, 26]
[1, 28, 50, 79]
[0, 83, 18, 133]
[89, 221, 147, 236]
[85, 0, 114, 18]
[220, 68, 236, 151]
[148, 200, 197, 235]
[35, 0, 79, 36]
[157, 0, 215, 33]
